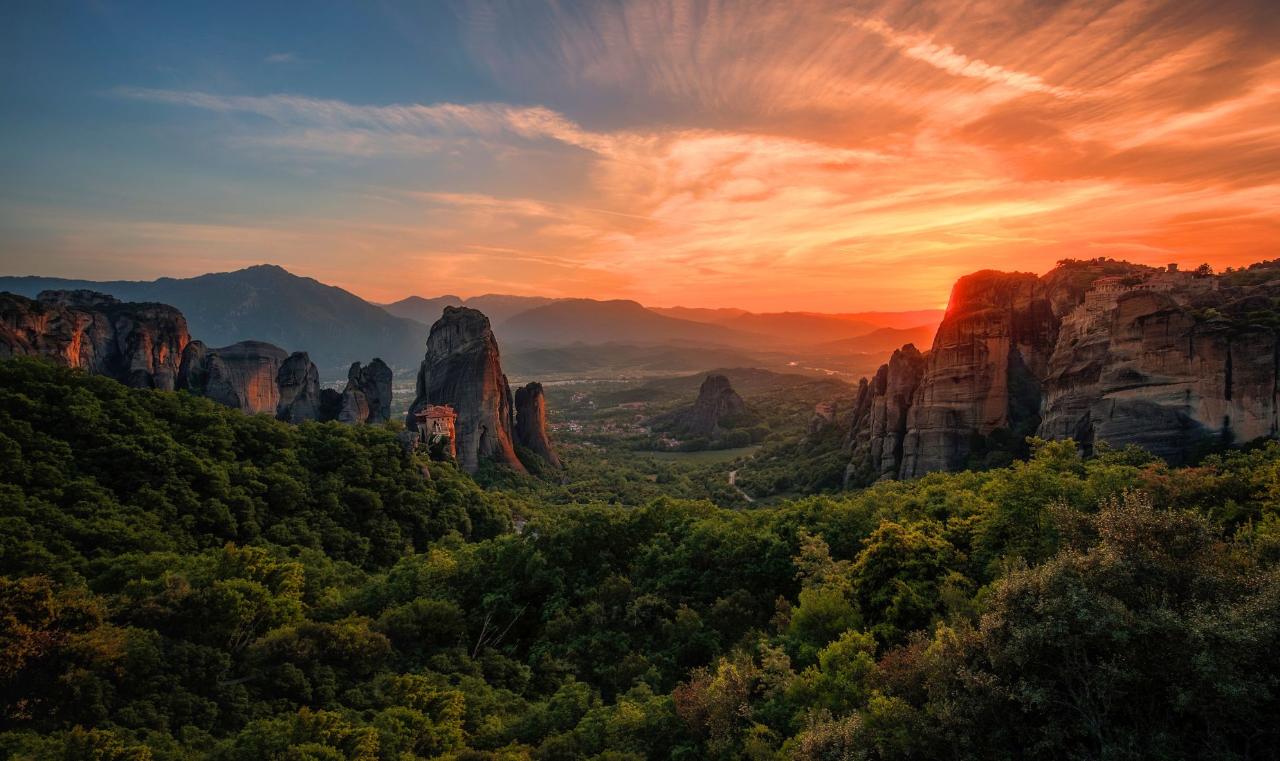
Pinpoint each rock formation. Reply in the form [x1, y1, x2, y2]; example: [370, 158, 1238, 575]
[845, 344, 928, 482]
[808, 400, 840, 437]
[653, 374, 754, 439]
[276, 352, 322, 423]
[0, 290, 189, 389]
[178, 340, 290, 414]
[337, 359, 393, 424]
[845, 259, 1280, 485]
[514, 381, 561, 468]
[405, 307, 524, 473]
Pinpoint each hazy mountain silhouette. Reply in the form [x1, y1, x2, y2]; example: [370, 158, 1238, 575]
[383, 293, 555, 326]
[816, 325, 937, 355]
[497, 298, 761, 347]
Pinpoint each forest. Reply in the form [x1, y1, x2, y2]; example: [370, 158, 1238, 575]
[2, 358, 1279, 760]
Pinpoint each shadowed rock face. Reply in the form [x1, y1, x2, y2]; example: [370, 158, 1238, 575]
[688, 374, 749, 437]
[276, 352, 322, 423]
[405, 307, 524, 474]
[318, 388, 343, 422]
[179, 340, 290, 414]
[653, 374, 753, 439]
[514, 381, 561, 469]
[0, 290, 189, 390]
[845, 260, 1280, 484]
[339, 359, 392, 424]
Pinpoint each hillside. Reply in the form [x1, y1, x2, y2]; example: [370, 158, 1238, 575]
[0, 265, 424, 373]
[4, 358, 1278, 759]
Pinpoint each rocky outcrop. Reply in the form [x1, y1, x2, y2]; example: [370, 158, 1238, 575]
[405, 307, 524, 473]
[276, 352, 322, 423]
[0, 290, 189, 389]
[845, 260, 1280, 484]
[514, 382, 561, 468]
[338, 359, 393, 425]
[652, 374, 756, 440]
[178, 340, 290, 414]
[846, 344, 928, 483]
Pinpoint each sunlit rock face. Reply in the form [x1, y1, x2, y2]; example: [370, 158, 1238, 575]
[179, 340, 289, 414]
[406, 306, 524, 474]
[514, 381, 561, 469]
[900, 271, 1059, 477]
[0, 289, 189, 390]
[846, 260, 1280, 484]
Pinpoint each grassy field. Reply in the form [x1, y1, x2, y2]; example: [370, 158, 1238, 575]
[643, 445, 761, 464]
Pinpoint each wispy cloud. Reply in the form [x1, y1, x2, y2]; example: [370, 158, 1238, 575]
[855, 18, 1078, 97]
[264, 52, 299, 64]
[52, 0, 1280, 309]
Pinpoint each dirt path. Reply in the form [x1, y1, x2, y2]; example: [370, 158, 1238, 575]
[728, 469, 755, 503]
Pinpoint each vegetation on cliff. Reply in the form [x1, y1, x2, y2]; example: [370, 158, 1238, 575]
[2, 358, 1279, 759]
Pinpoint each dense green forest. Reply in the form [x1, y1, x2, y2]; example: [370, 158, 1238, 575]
[2, 358, 1279, 759]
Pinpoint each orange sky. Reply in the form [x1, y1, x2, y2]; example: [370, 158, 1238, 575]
[2, 0, 1278, 311]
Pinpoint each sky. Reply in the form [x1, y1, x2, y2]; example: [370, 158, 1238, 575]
[1, 1, 1278, 312]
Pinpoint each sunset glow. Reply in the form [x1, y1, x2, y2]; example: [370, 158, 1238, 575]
[3, 0, 1278, 310]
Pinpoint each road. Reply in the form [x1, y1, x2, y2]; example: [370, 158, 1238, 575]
[728, 469, 755, 503]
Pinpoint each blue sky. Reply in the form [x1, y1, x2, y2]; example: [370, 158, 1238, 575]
[2, 1, 1277, 311]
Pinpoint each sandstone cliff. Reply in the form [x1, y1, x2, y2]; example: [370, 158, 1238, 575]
[846, 344, 927, 482]
[846, 260, 1280, 484]
[0, 290, 190, 390]
[338, 359, 393, 424]
[405, 307, 524, 473]
[514, 381, 561, 469]
[179, 340, 290, 415]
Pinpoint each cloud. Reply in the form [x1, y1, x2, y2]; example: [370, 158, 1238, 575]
[264, 52, 299, 64]
[854, 18, 1078, 97]
[70, 0, 1280, 310]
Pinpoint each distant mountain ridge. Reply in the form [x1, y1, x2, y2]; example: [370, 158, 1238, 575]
[1, 264, 947, 377]
[0, 265, 424, 372]
[383, 294, 556, 326]
[496, 298, 762, 347]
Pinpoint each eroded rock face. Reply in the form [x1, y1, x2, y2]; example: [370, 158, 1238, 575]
[338, 359, 392, 424]
[846, 260, 1280, 484]
[179, 340, 289, 414]
[846, 344, 927, 482]
[405, 307, 524, 473]
[276, 352, 322, 423]
[0, 290, 190, 390]
[514, 381, 561, 468]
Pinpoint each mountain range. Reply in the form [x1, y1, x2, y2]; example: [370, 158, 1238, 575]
[0, 265, 423, 372]
[0, 265, 941, 379]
